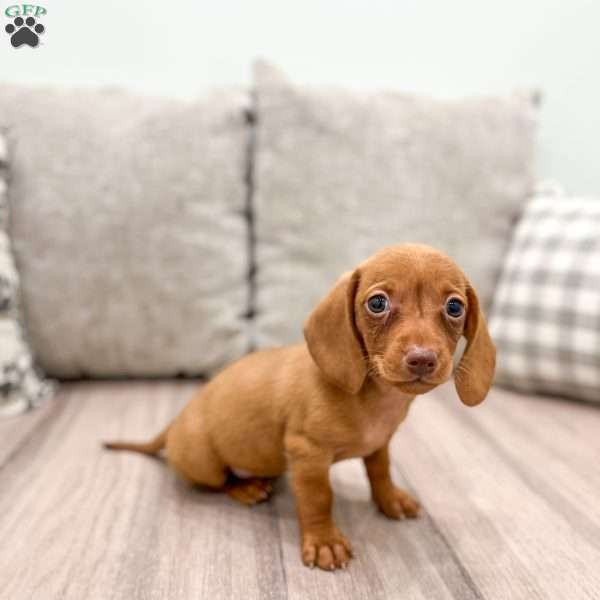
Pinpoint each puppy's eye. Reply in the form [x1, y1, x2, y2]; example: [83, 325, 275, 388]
[367, 294, 389, 315]
[446, 298, 464, 318]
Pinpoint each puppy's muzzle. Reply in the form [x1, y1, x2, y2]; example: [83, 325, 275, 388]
[404, 346, 438, 378]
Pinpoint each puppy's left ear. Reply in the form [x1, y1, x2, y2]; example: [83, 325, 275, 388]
[454, 284, 496, 406]
[304, 270, 367, 394]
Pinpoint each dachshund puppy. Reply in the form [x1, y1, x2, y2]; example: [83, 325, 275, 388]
[105, 243, 495, 571]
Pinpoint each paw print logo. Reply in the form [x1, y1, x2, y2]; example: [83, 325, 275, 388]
[5, 16, 44, 48]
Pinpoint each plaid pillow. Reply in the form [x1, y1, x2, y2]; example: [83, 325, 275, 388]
[489, 186, 600, 403]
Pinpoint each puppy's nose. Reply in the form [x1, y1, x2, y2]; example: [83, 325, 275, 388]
[404, 347, 438, 377]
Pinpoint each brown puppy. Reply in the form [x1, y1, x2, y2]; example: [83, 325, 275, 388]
[105, 244, 495, 571]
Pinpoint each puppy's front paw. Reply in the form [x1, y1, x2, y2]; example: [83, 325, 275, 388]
[375, 487, 420, 520]
[301, 527, 353, 571]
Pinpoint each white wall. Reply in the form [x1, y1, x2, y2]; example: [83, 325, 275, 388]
[2, 0, 599, 193]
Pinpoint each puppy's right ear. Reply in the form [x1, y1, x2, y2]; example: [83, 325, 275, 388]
[304, 270, 366, 395]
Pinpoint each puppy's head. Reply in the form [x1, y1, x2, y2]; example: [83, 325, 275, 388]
[304, 244, 495, 405]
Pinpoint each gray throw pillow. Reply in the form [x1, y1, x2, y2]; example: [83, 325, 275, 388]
[252, 60, 538, 348]
[489, 185, 600, 403]
[0, 85, 250, 377]
[0, 131, 53, 416]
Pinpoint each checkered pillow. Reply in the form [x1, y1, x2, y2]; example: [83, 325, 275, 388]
[489, 186, 600, 403]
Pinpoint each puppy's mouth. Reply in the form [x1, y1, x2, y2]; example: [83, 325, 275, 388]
[387, 377, 437, 394]
[372, 357, 442, 393]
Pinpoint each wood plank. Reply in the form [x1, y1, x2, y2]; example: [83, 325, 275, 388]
[393, 382, 600, 600]
[462, 386, 600, 544]
[0, 391, 58, 468]
[276, 458, 482, 600]
[482, 385, 600, 482]
[2, 379, 599, 599]
[0, 381, 287, 600]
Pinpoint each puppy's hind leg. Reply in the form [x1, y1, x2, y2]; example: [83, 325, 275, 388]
[224, 472, 275, 506]
[166, 429, 228, 490]
[123, 415, 275, 506]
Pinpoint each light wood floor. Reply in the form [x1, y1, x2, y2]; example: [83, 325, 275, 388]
[1, 380, 599, 600]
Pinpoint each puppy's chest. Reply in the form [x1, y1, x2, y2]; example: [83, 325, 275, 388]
[334, 397, 412, 460]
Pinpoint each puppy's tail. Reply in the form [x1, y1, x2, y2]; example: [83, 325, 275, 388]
[103, 425, 169, 456]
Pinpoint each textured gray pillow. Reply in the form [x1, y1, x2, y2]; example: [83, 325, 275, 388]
[0, 85, 250, 377]
[0, 131, 53, 416]
[252, 61, 538, 348]
[490, 185, 600, 403]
